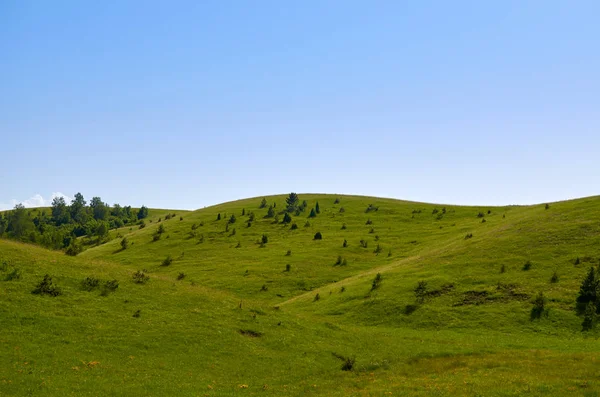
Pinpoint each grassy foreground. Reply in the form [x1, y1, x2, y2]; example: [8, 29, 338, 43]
[1, 194, 600, 396]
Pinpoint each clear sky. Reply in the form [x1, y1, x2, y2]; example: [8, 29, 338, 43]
[1, 1, 598, 210]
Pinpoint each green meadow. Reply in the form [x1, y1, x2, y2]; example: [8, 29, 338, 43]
[1, 194, 600, 396]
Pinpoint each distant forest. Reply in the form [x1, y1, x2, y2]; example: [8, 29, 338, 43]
[0, 193, 148, 254]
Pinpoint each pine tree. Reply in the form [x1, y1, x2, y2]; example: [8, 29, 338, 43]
[286, 192, 299, 213]
[582, 301, 597, 331]
[577, 267, 598, 313]
[309, 208, 317, 218]
[315, 201, 320, 214]
[266, 205, 275, 218]
[282, 212, 292, 224]
[259, 198, 268, 209]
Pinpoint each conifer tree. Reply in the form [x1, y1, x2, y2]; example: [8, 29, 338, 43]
[577, 267, 599, 313]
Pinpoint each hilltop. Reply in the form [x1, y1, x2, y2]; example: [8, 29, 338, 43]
[1, 193, 600, 396]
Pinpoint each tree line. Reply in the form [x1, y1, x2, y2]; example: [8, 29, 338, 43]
[0, 193, 148, 250]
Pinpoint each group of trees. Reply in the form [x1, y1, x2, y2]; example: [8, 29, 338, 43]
[0, 193, 148, 251]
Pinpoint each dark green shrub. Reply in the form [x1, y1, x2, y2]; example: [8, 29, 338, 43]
[286, 250, 291, 256]
[82, 277, 100, 291]
[369, 227, 375, 234]
[315, 202, 320, 214]
[341, 357, 355, 371]
[481, 218, 486, 223]
[5, 268, 21, 281]
[152, 234, 161, 242]
[285, 264, 291, 272]
[309, 208, 317, 218]
[304, 221, 311, 227]
[139, 221, 146, 229]
[334, 198, 340, 204]
[366, 219, 372, 225]
[371, 273, 382, 291]
[133, 309, 141, 318]
[132, 270, 149, 284]
[290, 223, 298, 230]
[550, 271, 559, 283]
[32, 275, 61, 296]
[161, 255, 173, 266]
[387, 249, 392, 257]
[545, 203, 550, 210]
[217, 213, 221, 221]
[177, 272, 186, 280]
[360, 239, 368, 248]
[261, 234, 268, 244]
[523, 261, 532, 271]
[341, 223, 347, 230]
[335, 256, 343, 265]
[500, 264, 506, 273]
[314, 293, 320, 301]
[260, 284, 268, 291]
[477, 212, 485, 218]
[229, 214, 236, 224]
[340, 286, 346, 293]
[101, 279, 119, 296]
[282, 213, 292, 224]
[414, 281, 428, 303]
[343, 239, 348, 248]
[314, 231, 322, 240]
[575, 257, 581, 265]
[339, 207, 345, 213]
[464, 233, 473, 239]
[65, 240, 82, 256]
[365, 204, 378, 213]
[120, 237, 129, 250]
[373, 244, 382, 254]
[530, 292, 547, 320]
[248, 212, 255, 222]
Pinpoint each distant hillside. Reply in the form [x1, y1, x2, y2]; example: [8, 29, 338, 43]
[1, 193, 600, 396]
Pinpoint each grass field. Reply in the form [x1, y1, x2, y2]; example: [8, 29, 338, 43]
[1, 194, 600, 396]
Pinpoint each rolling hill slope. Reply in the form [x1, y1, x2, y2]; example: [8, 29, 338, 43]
[1, 194, 600, 396]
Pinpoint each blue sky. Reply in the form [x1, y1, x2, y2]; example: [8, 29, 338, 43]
[1, 1, 598, 210]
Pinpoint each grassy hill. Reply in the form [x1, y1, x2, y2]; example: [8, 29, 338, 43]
[1, 194, 600, 396]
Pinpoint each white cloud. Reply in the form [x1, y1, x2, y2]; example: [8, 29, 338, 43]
[0, 192, 73, 211]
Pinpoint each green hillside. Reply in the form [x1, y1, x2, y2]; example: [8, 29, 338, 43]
[1, 194, 600, 396]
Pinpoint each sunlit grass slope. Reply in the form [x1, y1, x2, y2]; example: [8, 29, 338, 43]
[2, 194, 600, 396]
